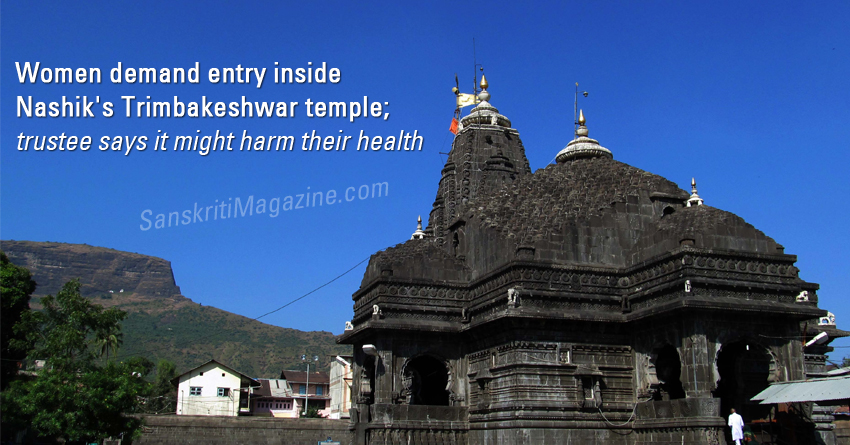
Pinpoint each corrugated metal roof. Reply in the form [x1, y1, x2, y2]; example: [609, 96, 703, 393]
[751, 375, 850, 404]
[254, 379, 293, 398]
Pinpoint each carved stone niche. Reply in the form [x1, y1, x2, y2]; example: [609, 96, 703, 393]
[507, 288, 520, 308]
[372, 304, 383, 321]
[575, 365, 603, 409]
[357, 367, 373, 405]
[515, 245, 535, 260]
[621, 295, 631, 313]
[476, 376, 492, 410]
[558, 346, 571, 365]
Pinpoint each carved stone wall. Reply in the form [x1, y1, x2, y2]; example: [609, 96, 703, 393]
[339, 96, 836, 445]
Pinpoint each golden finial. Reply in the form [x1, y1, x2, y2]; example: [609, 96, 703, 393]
[578, 109, 586, 126]
[480, 74, 488, 91]
[691, 177, 696, 189]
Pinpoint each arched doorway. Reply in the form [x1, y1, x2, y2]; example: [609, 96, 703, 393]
[715, 340, 773, 424]
[651, 344, 686, 400]
[403, 355, 450, 406]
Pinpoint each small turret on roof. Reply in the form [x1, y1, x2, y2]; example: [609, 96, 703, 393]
[687, 177, 704, 207]
[556, 110, 613, 163]
[411, 216, 426, 240]
[457, 74, 512, 131]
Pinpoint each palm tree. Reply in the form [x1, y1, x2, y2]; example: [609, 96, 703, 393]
[96, 325, 123, 361]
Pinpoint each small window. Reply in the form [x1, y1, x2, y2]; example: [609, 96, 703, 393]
[222, 373, 225, 377]
[189, 386, 202, 396]
[316, 386, 323, 396]
[217, 387, 230, 397]
[199, 372, 204, 376]
[299, 385, 306, 395]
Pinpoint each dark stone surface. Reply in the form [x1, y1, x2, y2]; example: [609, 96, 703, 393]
[134, 415, 352, 445]
[338, 102, 839, 444]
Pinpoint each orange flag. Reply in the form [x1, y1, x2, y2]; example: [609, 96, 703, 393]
[449, 118, 459, 135]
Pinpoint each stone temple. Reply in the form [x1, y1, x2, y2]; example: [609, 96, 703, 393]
[338, 76, 846, 444]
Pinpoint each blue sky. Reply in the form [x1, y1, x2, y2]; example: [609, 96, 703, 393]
[3, 1, 849, 359]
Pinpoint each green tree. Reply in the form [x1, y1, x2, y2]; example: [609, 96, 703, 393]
[1, 279, 151, 443]
[0, 252, 36, 390]
[304, 405, 322, 418]
[96, 324, 124, 361]
[147, 359, 177, 414]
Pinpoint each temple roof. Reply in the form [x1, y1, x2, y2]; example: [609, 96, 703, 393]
[471, 156, 684, 243]
[364, 86, 783, 281]
[367, 155, 780, 281]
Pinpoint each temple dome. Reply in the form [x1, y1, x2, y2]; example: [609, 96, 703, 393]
[366, 100, 781, 283]
[555, 110, 613, 163]
[466, 156, 779, 268]
[366, 155, 781, 283]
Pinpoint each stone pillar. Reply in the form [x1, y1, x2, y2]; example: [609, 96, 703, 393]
[681, 333, 713, 398]
[374, 338, 394, 404]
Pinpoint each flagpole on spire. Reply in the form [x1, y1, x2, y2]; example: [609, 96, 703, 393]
[449, 40, 486, 135]
[473, 38, 479, 96]
[574, 83, 589, 135]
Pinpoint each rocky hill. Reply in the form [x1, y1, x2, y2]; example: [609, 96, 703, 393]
[1, 240, 348, 377]
[1, 241, 182, 299]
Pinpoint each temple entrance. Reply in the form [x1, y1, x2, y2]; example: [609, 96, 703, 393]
[715, 341, 774, 441]
[652, 344, 686, 400]
[403, 356, 450, 406]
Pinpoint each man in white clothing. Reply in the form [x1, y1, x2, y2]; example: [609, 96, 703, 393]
[728, 408, 744, 444]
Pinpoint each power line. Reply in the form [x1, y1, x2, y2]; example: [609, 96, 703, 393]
[111, 256, 369, 362]
[252, 257, 368, 321]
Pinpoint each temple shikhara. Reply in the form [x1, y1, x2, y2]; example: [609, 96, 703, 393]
[338, 76, 847, 444]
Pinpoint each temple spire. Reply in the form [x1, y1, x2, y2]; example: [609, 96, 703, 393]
[686, 178, 704, 207]
[455, 74, 511, 131]
[478, 73, 491, 102]
[556, 110, 612, 163]
[411, 215, 426, 240]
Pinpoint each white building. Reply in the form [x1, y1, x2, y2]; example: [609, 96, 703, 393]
[328, 355, 353, 419]
[173, 359, 259, 416]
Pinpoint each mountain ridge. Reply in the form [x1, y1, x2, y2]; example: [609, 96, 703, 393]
[1, 240, 348, 377]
